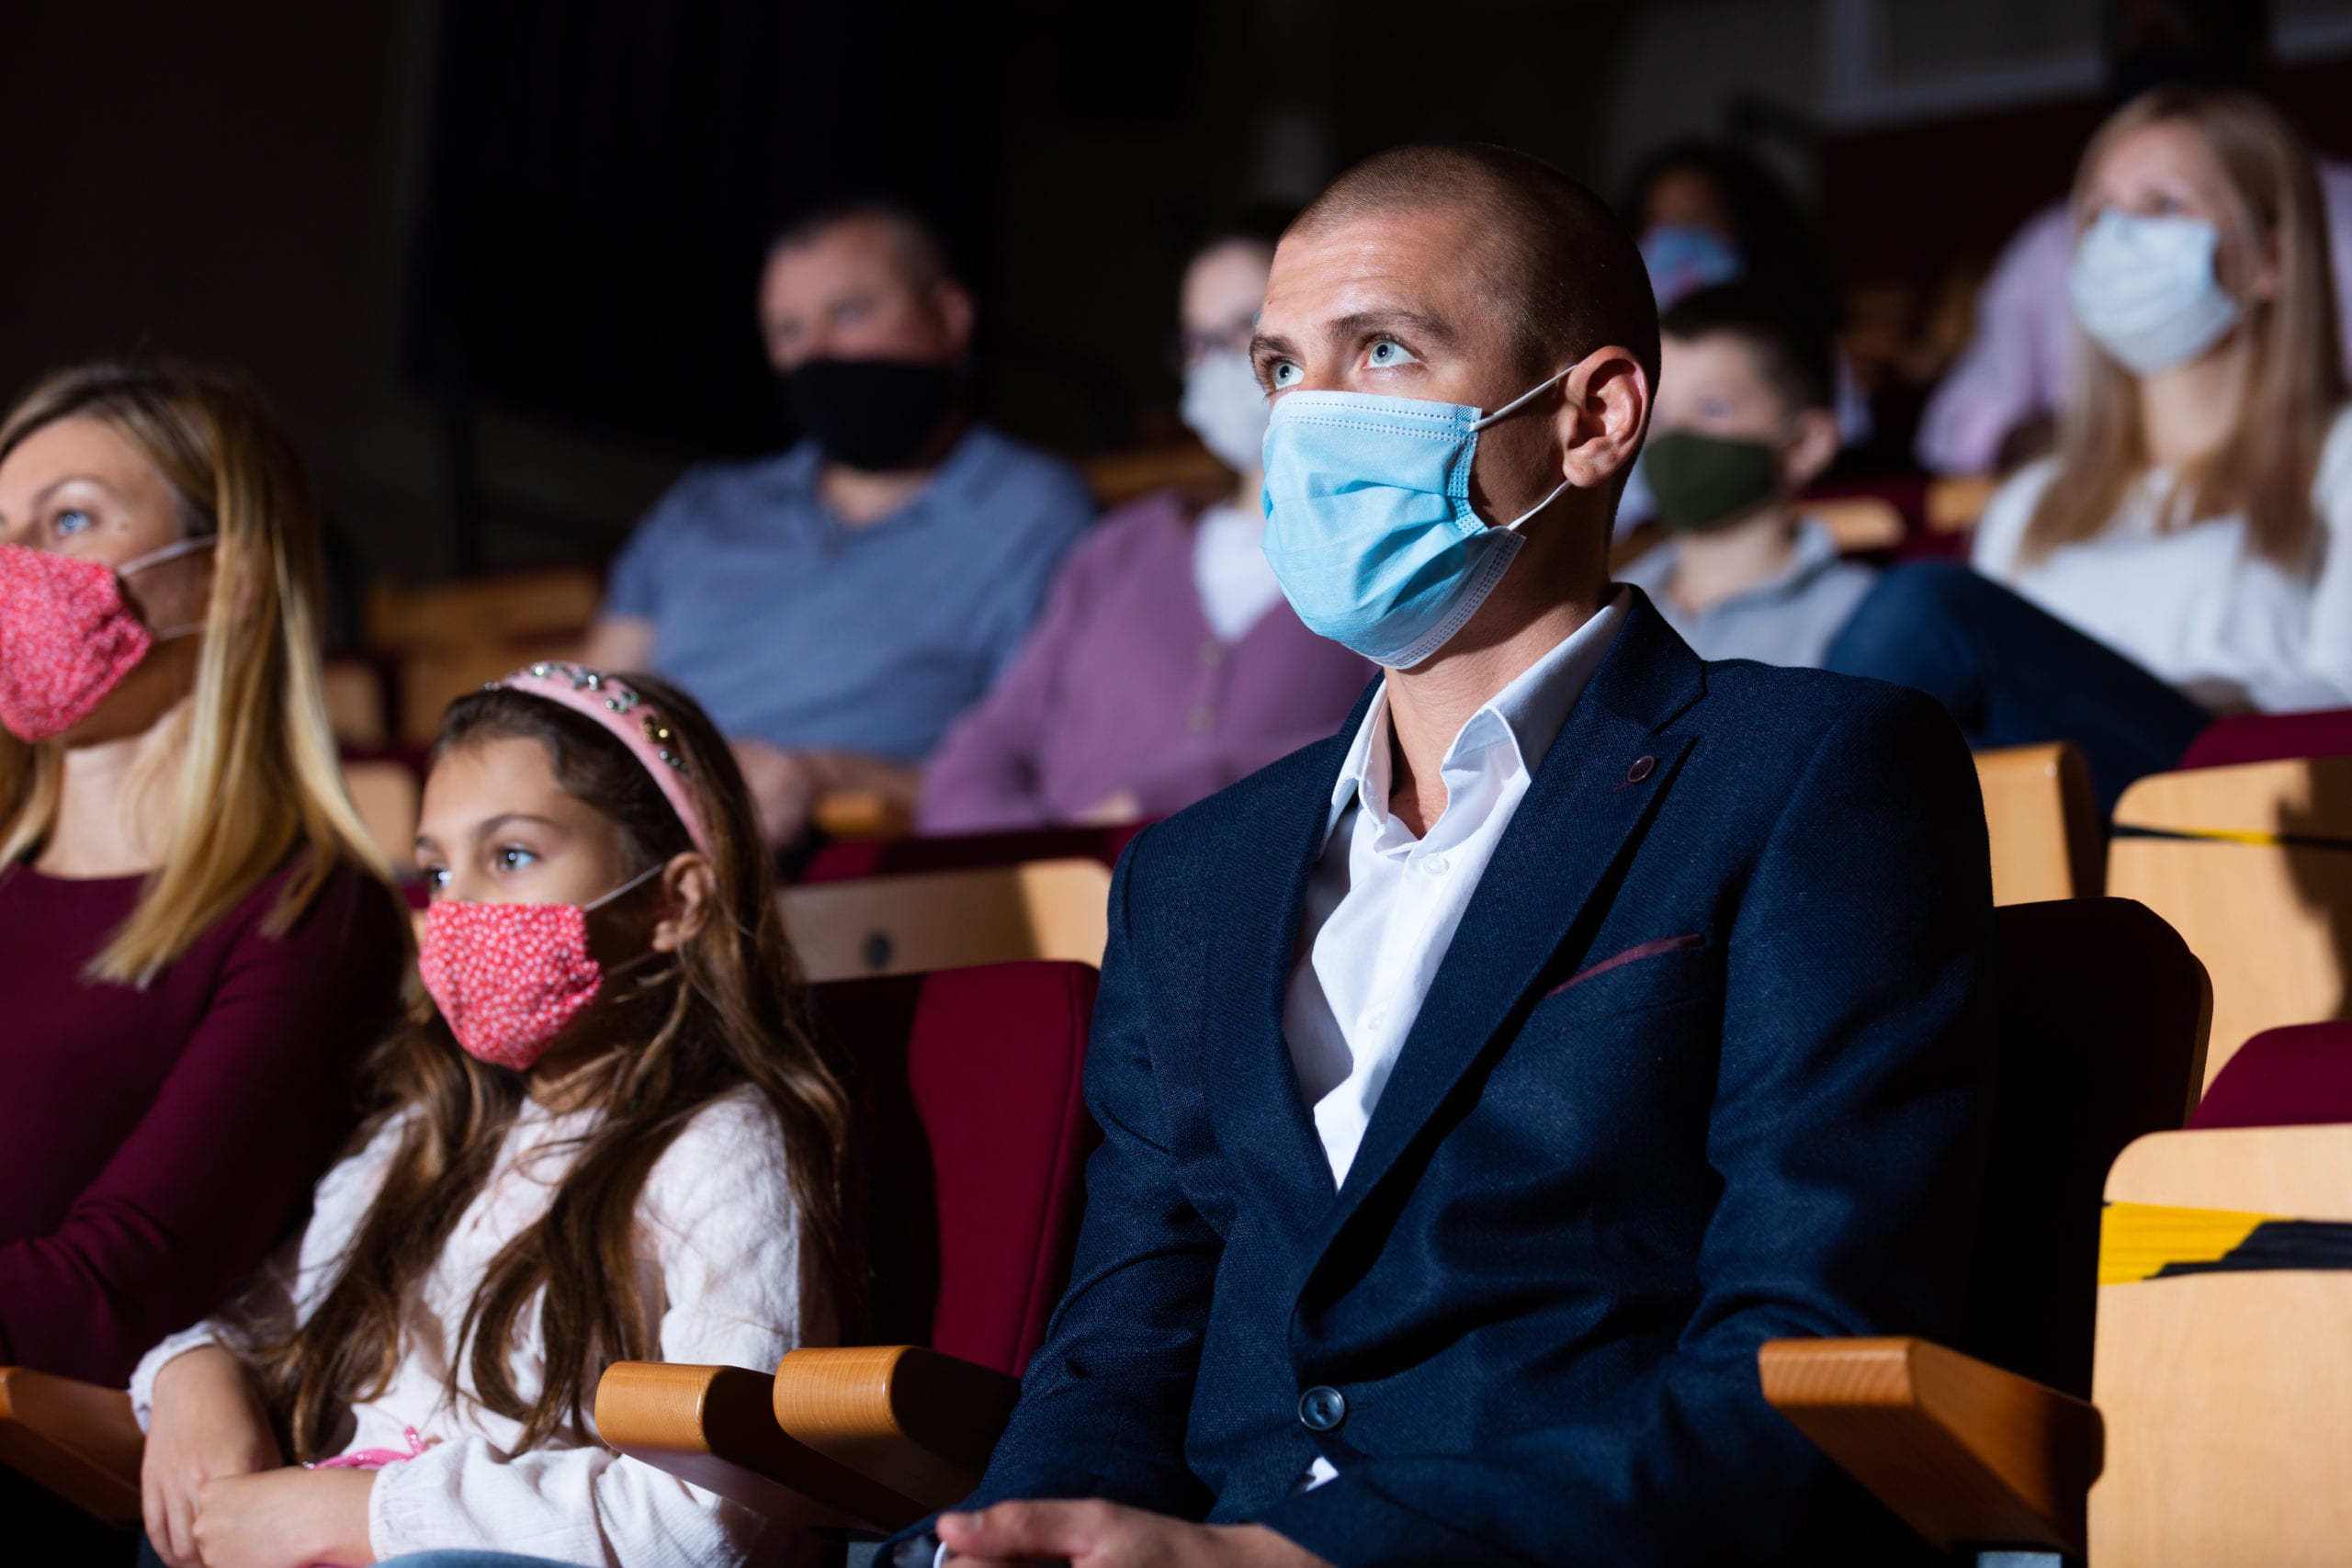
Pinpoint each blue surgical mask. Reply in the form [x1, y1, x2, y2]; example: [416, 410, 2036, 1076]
[1260, 368, 1573, 669]
[2067, 208, 2243, 375]
[1639, 223, 1744, 310]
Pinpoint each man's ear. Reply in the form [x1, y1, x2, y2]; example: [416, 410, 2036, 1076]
[1781, 408, 1843, 492]
[1555, 347, 1650, 491]
[649, 852, 716, 953]
[932, 280, 978, 358]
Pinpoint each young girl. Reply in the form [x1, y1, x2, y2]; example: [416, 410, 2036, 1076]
[132, 662, 860, 1568]
[1828, 87, 2352, 810]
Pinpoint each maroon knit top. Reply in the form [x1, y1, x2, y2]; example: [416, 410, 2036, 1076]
[0, 854, 406, 1384]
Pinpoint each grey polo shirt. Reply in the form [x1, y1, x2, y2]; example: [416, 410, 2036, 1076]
[1616, 519, 1876, 670]
[604, 425, 1093, 761]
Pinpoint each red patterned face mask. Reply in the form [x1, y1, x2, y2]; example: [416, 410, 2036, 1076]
[416, 863, 662, 1070]
[0, 537, 213, 742]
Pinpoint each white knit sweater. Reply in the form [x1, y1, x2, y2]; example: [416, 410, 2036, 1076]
[130, 1085, 821, 1568]
[1973, 405, 2352, 714]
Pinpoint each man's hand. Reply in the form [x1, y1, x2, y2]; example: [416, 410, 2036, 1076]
[731, 739, 820, 850]
[190, 1467, 376, 1568]
[937, 1501, 1331, 1568]
[141, 1347, 284, 1568]
[1073, 790, 1143, 827]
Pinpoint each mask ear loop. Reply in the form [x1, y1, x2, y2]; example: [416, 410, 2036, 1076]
[116, 536, 220, 641]
[582, 859, 669, 913]
[1469, 367, 1577, 533]
[582, 858, 689, 990]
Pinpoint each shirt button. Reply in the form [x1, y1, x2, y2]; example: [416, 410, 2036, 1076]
[1188, 705, 1216, 733]
[1298, 1385, 1347, 1432]
[1419, 854, 1448, 876]
[1198, 639, 1226, 668]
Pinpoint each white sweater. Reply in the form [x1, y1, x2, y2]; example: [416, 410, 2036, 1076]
[1972, 406, 2352, 713]
[130, 1086, 821, 1568]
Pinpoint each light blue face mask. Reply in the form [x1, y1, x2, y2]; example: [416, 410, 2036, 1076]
[2067, 208, 2243, 376]
[1259, 368, 1573, 668]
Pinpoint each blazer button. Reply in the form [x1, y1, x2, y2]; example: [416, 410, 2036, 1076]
[1297, 1385, 1346, 1432]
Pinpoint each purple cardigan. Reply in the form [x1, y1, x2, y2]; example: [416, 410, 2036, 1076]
[919, 491, 1374, 832]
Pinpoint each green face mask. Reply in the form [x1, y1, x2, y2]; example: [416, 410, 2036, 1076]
[1643, 429, 1785, 534]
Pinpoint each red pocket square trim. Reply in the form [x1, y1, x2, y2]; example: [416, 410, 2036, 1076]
[1545, 932, 1705, 998]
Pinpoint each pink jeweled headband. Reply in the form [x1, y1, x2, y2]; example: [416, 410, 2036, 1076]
[487, 661, 712, 857]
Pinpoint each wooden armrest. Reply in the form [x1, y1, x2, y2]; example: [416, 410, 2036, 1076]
[811, 791, 912, 842]
[1758, 1337, 2100, 1560]
[0, 1366, 143, 1526]
[771, 1346, 1023, 1517]
[593, 1362, 933, 1534]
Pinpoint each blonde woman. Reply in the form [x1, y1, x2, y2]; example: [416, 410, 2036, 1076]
[1828, 88, 2352, 811]
[0, 363, 407, 1390]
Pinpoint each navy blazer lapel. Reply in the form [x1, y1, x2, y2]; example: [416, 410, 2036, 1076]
[1201, 679, 1382, 1232]
[1312, 598, 1707, 1248]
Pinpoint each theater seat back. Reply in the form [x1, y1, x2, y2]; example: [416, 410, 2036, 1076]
[2178, 708, 2352, 771]
[803, 824, 1151, 885]
[1966, 898, 2210, 1397]
[813, 961, 1099, 1375]
[2190, 1021, 2352, 1129]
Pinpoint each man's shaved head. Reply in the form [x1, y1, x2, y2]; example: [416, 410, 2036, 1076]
[1291, 142, 1659, 388]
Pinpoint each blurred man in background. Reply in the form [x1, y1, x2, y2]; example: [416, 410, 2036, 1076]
[583, 197, 1092, 848]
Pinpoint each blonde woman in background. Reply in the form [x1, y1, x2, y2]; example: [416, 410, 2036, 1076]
[1828, 88, 2352, 811]
[0, 363, 408, 1406]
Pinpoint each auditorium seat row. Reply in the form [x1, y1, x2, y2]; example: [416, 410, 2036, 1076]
[0, 957, 1101, 1531]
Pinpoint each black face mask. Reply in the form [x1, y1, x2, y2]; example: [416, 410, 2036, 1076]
[778, 357, 961, 471]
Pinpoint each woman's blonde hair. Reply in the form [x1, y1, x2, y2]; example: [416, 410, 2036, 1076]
[0, 362, 393, 981]
[2022, 87, 2347, 568]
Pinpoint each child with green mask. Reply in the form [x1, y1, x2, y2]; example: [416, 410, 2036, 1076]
[1619, 283, 1876, 669]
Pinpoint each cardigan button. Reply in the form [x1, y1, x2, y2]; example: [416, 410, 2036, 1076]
[1626, 754, 1656, 784]
[1188, 704, 1216, 733]
[1198, 638, 1226, 668]
[1297, 1385, 1346, 1432]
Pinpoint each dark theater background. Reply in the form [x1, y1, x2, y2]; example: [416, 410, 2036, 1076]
[8, 0, 2352, 598]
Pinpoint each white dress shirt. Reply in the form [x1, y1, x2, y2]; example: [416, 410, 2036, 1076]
[1190, 501, 1288, 643]
[1283, 589, 1630, 1188]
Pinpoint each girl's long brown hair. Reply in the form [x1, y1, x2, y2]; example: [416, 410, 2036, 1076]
[249, 672, 863, 1457]
[2022, 88, 2347, 569]
[0, 362, 396, 980]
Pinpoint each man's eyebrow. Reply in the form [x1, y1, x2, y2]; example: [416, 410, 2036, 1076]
[1327, 309, 1464, 351]
[1249, 328, 1301, 361]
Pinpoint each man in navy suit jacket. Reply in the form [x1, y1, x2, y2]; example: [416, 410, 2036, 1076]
[929, 144, 1994, 1568]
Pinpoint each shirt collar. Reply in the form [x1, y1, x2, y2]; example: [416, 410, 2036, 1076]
[773, 421, 1000, 519]
[1634, 518, 1843, 613]
[1324, 586, 1631, 838]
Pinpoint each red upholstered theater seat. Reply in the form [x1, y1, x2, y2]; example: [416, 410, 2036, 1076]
[2178, 709, 2352, 771]
[812, 960, 1099, 1374]
[2190, 1021, 2352, 1130]
[802, 823, 1152, 885]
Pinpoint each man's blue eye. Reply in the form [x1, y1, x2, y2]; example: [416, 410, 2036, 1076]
[1271, 361, 1303, 389]
[55, 509, 90, 536]
[1366, 340, 1418, 368]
